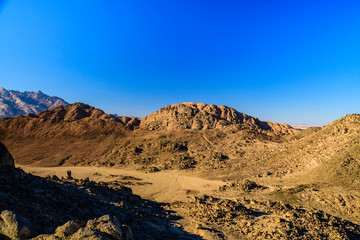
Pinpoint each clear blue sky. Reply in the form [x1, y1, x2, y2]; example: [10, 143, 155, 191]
[1, 1, 360, 125]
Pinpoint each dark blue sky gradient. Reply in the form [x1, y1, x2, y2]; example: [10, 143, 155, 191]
[1, 1, 360, 125]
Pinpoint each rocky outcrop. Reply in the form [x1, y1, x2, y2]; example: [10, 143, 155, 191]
[141, 102, 298, 134]
[0, 87, 68, 118]
[0, 141, 14, 167]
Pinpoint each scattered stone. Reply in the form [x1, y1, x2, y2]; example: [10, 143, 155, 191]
[218, 179, 267, 192]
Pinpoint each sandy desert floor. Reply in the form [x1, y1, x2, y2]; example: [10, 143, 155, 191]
[16, 164, 360, 240]
[20, 165, 225, 203]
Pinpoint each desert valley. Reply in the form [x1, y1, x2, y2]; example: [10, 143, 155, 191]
[1, 89, 360, 239]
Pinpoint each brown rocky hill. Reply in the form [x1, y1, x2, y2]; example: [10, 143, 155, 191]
[267, 114, 360, 180]
[0, 103, 140, 166]
[0, 102, 300, 169]
[141, 102, 298, 134]
[258, 114, 360, 224]
[0, 102, 140, 138]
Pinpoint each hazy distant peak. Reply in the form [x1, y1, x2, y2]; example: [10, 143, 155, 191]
[0, 87, 69, 118]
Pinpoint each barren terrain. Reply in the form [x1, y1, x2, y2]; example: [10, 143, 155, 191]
[1, 103, 360, 239]
[20, 165, 224, 203]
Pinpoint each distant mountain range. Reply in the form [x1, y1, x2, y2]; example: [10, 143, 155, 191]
[0, 87, 68, 118]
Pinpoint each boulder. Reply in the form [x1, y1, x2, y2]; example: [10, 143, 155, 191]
[54, 220, 82, 238]
[0, 142, 14, 167]
[69, 227, 107, 240]
[86, 215, 123, 240]
[32, 215, 132, 240]
[0, 210, 32, 239]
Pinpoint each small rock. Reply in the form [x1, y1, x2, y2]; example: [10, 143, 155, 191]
[195, 223, 203, 229]
[55, 220, 82, 238]
[51, 175, 60, 181]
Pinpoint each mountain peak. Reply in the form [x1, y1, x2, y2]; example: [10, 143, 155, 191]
[0, 87, 68, 118]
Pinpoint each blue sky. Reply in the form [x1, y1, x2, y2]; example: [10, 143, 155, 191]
[1, 1, 360, 125]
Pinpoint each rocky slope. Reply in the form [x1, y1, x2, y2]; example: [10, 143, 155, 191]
[141, 102, 298, 134]
[174, 194, 360, 239]
[267, 114, 360, 180]
[0, 87, 68, 118]
[248, 114, 360, 227]
[0, 142, 198, 239]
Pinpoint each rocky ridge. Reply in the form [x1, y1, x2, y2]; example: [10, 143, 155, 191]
[0, 102, 296, 169]
[141, 102, 298, 134]
[267, 114, 360, 180]
[0, 102, 140, 138]
[0, 87, 68, 118]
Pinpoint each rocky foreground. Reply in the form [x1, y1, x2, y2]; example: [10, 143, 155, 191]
[2, 140, 360, 239]
[0, 142, 198, 239]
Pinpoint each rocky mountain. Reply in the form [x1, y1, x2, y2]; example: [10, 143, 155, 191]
[141, 102, 298, 134]
[0, 87, 68, 118]
[0, 102, 140, 137]
[0, 102, 297, 168]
